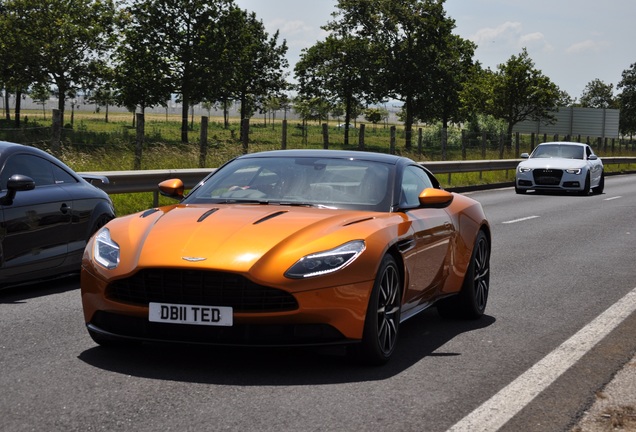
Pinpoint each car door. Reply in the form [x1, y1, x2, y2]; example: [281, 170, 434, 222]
[398, 165, 455, 309]
[0, 153, 72, 278]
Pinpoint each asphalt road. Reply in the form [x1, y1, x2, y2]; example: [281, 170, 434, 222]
[1, 174, 635, 432]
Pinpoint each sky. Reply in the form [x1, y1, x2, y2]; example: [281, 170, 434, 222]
[233, 0, 636, 102]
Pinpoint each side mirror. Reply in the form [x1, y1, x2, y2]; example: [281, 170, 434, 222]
[588, 155, 598, 160]
[159, 178, 185, 200]
[1, 174, 35, 205]
[520, 153, 530, 159]
[419, 188, 454, 209]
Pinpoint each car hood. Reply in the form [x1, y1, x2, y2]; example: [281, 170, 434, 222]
[519, 157, 588, 169]
[103, 203, 399, 277]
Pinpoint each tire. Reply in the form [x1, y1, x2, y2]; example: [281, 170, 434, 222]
[437, 230, 490, 320]
[515, 186, 526, 194]
[352, 254, 402, 365]
[592, 170, 605, 195]
[579, 173, 590, 196]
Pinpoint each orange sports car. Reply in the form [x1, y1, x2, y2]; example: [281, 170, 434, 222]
[81, 150, 491, 364]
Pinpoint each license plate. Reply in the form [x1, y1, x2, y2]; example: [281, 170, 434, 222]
[149, 302, 233, 326]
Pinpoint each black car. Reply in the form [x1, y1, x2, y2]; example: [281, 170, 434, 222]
[0, 141, 115, 288]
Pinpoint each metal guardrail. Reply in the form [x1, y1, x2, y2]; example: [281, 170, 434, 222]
[79, 157, 636, 196]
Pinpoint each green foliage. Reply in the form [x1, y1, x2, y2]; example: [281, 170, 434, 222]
[618, 64, 636, 136]
[463, 49, 563, 139]
[580, 79, 617, 108]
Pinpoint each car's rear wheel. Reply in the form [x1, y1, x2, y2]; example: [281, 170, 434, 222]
[592, 171, 605, 194]
[437, 230, 490, 319]
[352, 254, 401, 365]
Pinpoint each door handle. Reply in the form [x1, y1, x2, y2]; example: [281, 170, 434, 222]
[60, 203, 71, 214]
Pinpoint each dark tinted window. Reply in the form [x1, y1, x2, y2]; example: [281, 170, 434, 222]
[1, 154, 56, 189]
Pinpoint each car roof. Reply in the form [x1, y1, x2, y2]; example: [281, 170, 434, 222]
[235, 149, 411, 165]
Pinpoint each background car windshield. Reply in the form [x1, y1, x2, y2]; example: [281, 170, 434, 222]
[531, 145, 584, 159]
[187, 157, 393, 211]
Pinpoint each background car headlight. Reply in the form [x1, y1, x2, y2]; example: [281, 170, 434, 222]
[285, 240, 366, 278]
[565, 168, 582, 174]
[94, 228, 120, 269]
[518, 166, 532, 173]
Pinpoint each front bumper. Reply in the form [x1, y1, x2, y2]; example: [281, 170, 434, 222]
[516, 168, 584, 192]
[81, 267, 374, 347]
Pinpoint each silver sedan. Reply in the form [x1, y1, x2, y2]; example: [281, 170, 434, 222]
[515, 142, 604, 195]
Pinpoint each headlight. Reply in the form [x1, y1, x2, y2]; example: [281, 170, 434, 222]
[285, 240, 366, 279]
[565, 168, 582, 174]
[93, 228, 120, 269]
[518, 166, 532, 173]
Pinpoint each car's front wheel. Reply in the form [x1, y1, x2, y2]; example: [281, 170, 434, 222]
[437, 230, 490, 319]
[579, 173, 591, 196]
[353, 254, 402, 365]
[592, 170, 605, 195]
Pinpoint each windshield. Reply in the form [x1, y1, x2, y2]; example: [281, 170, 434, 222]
[184, 156, 394, 211]
[531, 144, 584, 159]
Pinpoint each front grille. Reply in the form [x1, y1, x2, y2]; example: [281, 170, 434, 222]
[106, 269, 298, 313]
[533, 169, 563, 185]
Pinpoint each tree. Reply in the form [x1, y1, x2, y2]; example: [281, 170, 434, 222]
[295, 34, 377, 146]
[580, 79, 616, 108]
[364, 107, 388, 128]
[111, 5, 173, 117]
[468, 49, 564, 142]
[29, 83, 51, 119]
[126, 0, 234, 143]
[617, 63, 636, 136]
[221, 8, 288, 140]
[328, 0, 470, 150]
[5, 0, 118, 125]
[0, 0, 49, 125]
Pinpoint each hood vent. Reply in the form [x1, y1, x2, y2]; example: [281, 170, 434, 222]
[254, 210, 287, 225]
[197, 208, 220, 222]
[343, 216, 375, 226]
[140, 208, 159, 218]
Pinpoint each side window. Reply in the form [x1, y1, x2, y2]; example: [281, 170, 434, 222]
[0, 154, 54, 189]
[52, 164, 78, 184]
[400, 165, 434, 207]
[585, 146, 593, 158]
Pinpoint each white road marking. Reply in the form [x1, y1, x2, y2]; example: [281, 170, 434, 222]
[604, 196, 622, 201]
[446, 286, 636, 432]
[502, 216, 540, 224]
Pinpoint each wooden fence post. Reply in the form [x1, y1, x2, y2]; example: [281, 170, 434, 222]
[241, 118, 249, 154]
[441, 127, 448, 161]
[358, 124, 365, 150]
[322, 123, 329, 149]
[199, 116, 208, 168]
[390, 126, 396, 155]
[281, 120, 287, 149]
[461, 129, 466, 160]
[51, 109, 62, 156]
[418, 128, 423, 156]
[135, 113, 144, 170]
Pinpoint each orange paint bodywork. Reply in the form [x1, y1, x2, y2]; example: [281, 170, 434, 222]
[81, 189, 489, 345]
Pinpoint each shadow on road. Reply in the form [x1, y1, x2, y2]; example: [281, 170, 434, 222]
[0, 274, 79, 304]
[78, 310, 496, 385]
